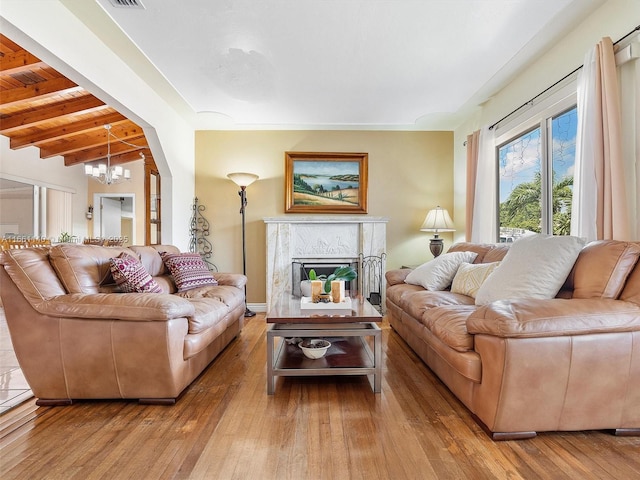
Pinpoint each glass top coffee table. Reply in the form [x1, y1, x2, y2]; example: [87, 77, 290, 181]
[266, 295, 382, 394]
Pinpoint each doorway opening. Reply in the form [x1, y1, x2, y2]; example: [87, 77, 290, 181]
[92, 193, 136, 246]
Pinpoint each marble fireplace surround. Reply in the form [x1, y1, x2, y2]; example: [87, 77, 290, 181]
[264, 216, 388, 310]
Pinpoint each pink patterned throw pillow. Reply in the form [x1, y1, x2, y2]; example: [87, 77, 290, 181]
[110, 252, 163, 293]
[160, 252, 218, 292]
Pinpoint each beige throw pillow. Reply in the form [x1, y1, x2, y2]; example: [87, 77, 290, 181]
[404, 251, 478, 291]
[475, 234, 586, 305]
[451, 261, 500, 298]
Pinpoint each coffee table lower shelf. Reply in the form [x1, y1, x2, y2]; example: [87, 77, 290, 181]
[266, 323, 381, 394]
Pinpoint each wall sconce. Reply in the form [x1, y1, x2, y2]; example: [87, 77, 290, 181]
[420, 205, 455, 257]
[86, 205, 94, 220]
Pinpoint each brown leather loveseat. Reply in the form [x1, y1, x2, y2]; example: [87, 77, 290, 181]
[386, 239, 640, 439]
[0, 243, 247, 405]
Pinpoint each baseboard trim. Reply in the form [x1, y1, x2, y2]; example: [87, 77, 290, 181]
[247, 303, 267, 313]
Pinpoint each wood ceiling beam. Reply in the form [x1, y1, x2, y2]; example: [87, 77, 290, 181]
[37, 122, 145, 158]
[0, 35, 153, 173]
[8, 112, 127, 149]
[62, 134, 148, 164]
[68, 150, 148, 168]
[0, 50, 44, 74]
[1, 78, 82, 107]
[0, 96, 107, 133]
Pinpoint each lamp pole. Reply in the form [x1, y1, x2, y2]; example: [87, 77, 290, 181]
[228, 172, 259, 318]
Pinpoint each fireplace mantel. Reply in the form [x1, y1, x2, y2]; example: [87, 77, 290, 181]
[264, 216, 388, 310]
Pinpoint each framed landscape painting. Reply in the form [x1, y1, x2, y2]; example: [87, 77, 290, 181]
[285, 151, 368, 214]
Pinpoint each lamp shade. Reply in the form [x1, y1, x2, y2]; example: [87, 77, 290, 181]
[420, 206, 455, 232]
[227, 172, 259, 187]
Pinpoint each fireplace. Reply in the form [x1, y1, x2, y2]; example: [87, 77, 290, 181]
[264, 216, 387, 310]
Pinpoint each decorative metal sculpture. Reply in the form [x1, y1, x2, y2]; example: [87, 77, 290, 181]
[359, 253, 386, 313]
[189, 197, 217, 271]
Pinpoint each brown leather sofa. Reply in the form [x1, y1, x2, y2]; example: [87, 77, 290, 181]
[0, 243, 247, 406]
[386, 240, 640, 439]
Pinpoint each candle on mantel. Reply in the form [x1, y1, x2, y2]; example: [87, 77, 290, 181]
[331, 280, 345, 303]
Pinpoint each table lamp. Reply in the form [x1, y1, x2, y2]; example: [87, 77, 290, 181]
[420, 206, 455, 257]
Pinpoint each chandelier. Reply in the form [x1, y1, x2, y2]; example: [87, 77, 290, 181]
[84, 124, 145, 185]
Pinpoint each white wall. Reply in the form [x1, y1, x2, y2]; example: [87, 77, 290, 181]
[0, 0, 196, 250]
[453, 0, 640, 239]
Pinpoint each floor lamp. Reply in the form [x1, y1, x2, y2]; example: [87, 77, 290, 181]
[227, 172, 259, 317]
[420, 206, 455, 258]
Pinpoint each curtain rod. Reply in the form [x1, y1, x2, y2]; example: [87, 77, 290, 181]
[487, 24, 640, 131]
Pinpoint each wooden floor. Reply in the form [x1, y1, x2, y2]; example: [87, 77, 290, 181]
[1, 314, 638, 480]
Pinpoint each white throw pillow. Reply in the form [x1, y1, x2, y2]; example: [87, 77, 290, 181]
[450, 261, 500, 298]
[475, 234, 586, 305]
[405, 251, 478, 291]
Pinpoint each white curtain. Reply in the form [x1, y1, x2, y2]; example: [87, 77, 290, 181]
[618, 39, 640, 240]
[465, 130, 480, 241]
[572, 44, 599, 241]
[46, 188, 73, 240]
[571, 37, 630, 241]
[470, 126, 497, 243]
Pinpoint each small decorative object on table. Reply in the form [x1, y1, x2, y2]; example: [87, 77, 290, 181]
[331, 280, 345, 303]
[299, 339, 331, 359]
[304, 266, 357, 303]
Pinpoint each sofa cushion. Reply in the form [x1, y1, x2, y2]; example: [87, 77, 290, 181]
[110, 252, 163, 293]
[423, 305, 478, 352]
[186, 297, 230, 334]
[447, 242, 511, 264]
[386, 283, 474, 324]
[386, 283, 427, 308]
[161, 252, 218, 292]
[0, 247, 66, 301]
[566, 241, 640, 299]
[467, 297, 640, 338]
[475, 234, 585, 305]
[482, 244, 511, 263]
[447, 243, 493, 263]
[49, 244, 132, 294]
[620, 260, 640, 305]
[405, 251, 478, 291]
[176, 284, 245, 309]
[128, 245, 179, 276]
[451, 261, 500, 298]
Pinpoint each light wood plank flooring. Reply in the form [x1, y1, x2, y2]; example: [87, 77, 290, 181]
[1, 314, 638, 480]
[0, 309, 32, 413]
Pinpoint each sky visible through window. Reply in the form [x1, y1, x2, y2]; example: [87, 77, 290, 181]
[498, 106, 577, 236]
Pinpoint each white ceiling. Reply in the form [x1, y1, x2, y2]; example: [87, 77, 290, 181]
[95, 0, 603, 130]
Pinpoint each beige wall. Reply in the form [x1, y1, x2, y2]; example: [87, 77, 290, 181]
[196, 130, 453, 304]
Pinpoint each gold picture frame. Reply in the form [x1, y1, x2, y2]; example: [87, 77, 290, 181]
[285, 151, 368, 214]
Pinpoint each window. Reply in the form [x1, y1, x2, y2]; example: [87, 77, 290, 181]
[497, 103, 577, 241]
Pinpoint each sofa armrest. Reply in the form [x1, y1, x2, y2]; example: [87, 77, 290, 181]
[34, 293, 195, 321]
[212, 272, 247, 289]
[467, 298, 640, 338]
[386, 268, 412, 286]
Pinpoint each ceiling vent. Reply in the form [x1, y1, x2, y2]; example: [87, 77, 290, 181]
[108, 0, 145, 8]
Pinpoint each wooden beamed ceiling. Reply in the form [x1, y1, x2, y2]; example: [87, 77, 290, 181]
[0, 34, 155, 170]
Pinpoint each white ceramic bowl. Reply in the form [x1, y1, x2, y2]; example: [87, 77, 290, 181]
[299, 339, 331, 359]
